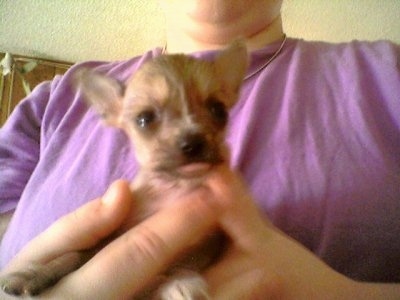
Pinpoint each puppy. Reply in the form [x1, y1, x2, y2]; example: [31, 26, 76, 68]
[0, 41, 248, 299]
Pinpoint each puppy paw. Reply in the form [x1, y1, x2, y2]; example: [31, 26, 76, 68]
[0, 267, 51, 296]
[0, 272, 28, 296]
[0, 251, 88, 297]
[159, 273, 210, 300]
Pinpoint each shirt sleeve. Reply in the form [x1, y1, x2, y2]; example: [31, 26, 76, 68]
[0, 79, 57, 213]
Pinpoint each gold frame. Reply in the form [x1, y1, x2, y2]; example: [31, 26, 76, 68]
[0, 53, 72, 126]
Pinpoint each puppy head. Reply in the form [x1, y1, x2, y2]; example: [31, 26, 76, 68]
[76, 41, 247, 178]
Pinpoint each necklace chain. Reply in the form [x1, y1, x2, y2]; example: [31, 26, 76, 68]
[244, 34, 287, 80]
[161, 34, 287, 81]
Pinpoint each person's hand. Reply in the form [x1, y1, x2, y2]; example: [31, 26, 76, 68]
[0, 179, 220, 299]
[202, 167, 400, 299]
[199, 168, 351, 299]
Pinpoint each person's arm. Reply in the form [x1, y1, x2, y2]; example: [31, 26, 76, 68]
[0, 80, 55, 214]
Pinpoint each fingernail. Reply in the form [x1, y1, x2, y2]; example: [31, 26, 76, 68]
[102, 182, 119, 206]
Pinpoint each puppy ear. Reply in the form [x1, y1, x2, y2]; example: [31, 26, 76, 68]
[73, 68, 124, 125]
[215, 40, 248, 105]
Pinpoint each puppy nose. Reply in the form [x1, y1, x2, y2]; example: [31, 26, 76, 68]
[179, 133, 207, 158]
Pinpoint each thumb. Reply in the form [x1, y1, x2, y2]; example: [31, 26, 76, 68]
[206, 167, 272, 250]
[5, 180, 133, 271]
[214, 268, 283, 300]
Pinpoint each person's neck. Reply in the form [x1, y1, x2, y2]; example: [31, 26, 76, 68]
[164, 15, 284, 54]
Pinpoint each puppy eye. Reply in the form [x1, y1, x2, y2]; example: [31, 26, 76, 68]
[206, 97, 227, 126]
[135, 110, 156, 128]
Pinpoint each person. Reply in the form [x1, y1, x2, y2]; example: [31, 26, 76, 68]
[0, 0, 399, 298]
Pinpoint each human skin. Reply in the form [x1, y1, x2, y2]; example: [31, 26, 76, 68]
[159, 0, 285, 53]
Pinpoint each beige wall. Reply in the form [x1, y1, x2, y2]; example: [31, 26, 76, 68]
[1, 0, 399, 62]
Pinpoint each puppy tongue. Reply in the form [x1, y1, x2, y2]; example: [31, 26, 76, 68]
[177, 162, 212, 177]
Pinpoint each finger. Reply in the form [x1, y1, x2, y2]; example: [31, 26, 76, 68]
[212, 268, 283, 300]
[205, 247, 254, 289]
[5, 180, 133, 271]
[206, 167, 273, 250]
[49, 188, 219, 299]
[205, 247, 284, 300]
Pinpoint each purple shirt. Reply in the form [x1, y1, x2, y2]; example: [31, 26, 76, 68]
[1, 38, 399, 282]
